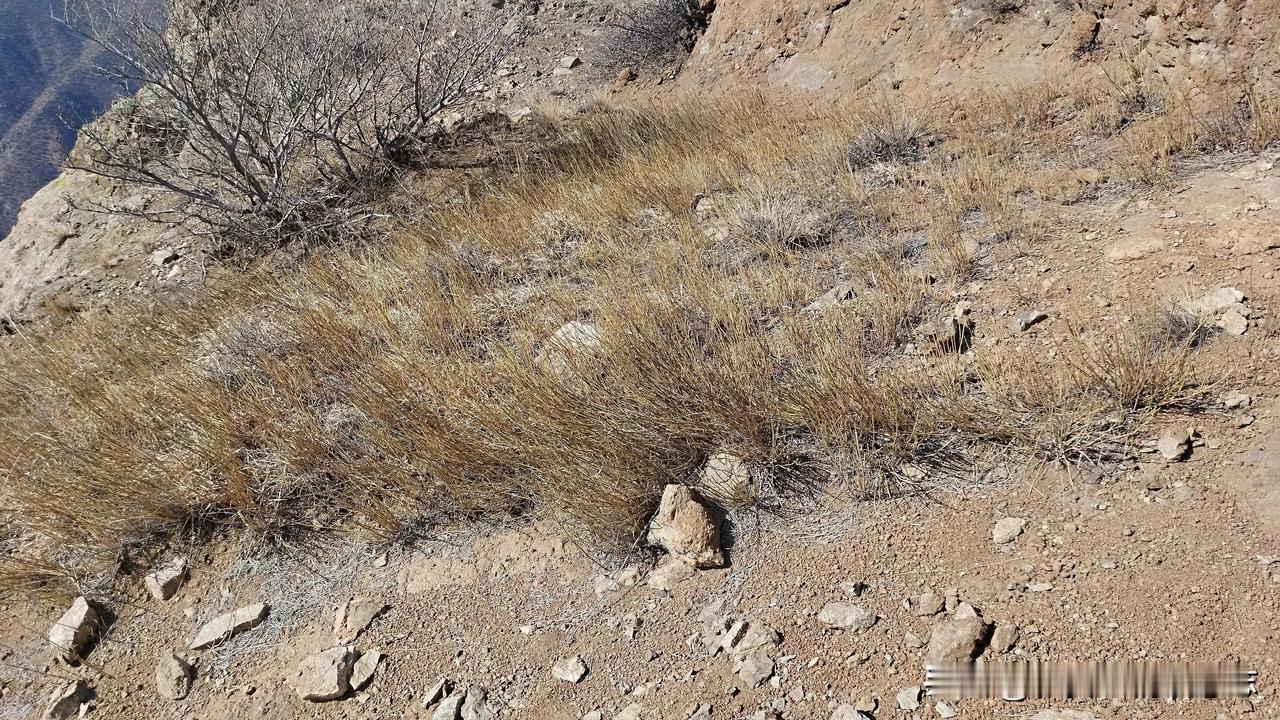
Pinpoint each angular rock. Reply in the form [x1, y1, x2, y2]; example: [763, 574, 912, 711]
[1188, 287, 1244, 315]
[615, 705, 645, 720]
[992, 517, 1027, 544]
[804, 279, 858, 312]
[1008, 310, 1048, 332]
[48, 596, 98, 663]
[421, 677, 449, 708]
[698, 451, 753, 508]
[155, 653, 194, 700]
[935, 699, 958, 718]
[647, 558, 696, 591]
[44, 680, 91, 720]
[1156, 428, 1192, 461]
[733, 623, 782, 657]
[433, 694, 465, 720]
[991, 623, 1019, 653]
[818, 602, 877, 631]
[686, 705, 712, 720]
[537, 321, 603, 379]
[1219, 309, 1248, 335]
[734, 648, 774, 688]
[461, 685, 494, 720]
[646, 484, 724, 569]
[896, 686, 921, 711]
[559, 55, 581, 69]
[829, 705, 872, 720]
[913, 591, 944, 616]
[552, 655, 588, 683]
[1030, 711, 1100, 720]
[927, 604, 990, 664]
[290, 645, 355, 702]
[190, 603, 269, 650]
[350, 648, 382, 691]
[333, 596, 387, 644]
[1223, 391, 1252, 409]
[144, 558, 188, 601]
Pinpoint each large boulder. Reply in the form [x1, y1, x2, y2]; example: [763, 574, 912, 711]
[646, 484, 725, 569]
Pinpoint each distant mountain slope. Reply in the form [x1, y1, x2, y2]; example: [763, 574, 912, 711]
[0, 0, 118, 237]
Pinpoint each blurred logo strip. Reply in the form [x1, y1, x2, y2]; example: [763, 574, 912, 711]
[926, 661, 1257, 700]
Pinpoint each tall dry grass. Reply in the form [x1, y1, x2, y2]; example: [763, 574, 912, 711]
[0, 73, 1272, 596]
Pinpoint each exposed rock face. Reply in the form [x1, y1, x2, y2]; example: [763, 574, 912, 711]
[190, 603, 268, 650]
[646, 484, 725, 568]
[155, 653, 194, 700]
[48, 596, 98, 663]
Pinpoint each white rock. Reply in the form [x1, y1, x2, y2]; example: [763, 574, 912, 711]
[1156, 428, 1192, 461]
[734, 648, 774, 687]
[992, 517, 1026, 544]
[461, 685, 494, 720]
[559, 55, 580, 68]
[698, 451, 753, 508]
[333, 597, 387, 644]
[144, 558, 188, 601]
[829, 705, 872, 720]
[537, 321, 603, 378]
[1219, 309, 1248, 335]
[48, 597, 98, 663]
[896, 686, 921, 711]
[421, 677, 449, 708]
[1188, 287, 1244, 315]
[935, 699, 958, 718]
[190, 603, 269, 650]
[552, 655, 588, 683]
[817, 602, 877, 631]
[647, 558, 696, 591]
[1223, 390, 1252, 409]
[351, 648, 382, 691]
[44, 680, 90, 720]
[991, 623, 1019, 653]
[433, 694, 464, 720]
[615, 704, 645, 720]
[155, 653, 194, 700]
[290, 645, 355, 702]
[1030, 711, 1100, 720]
[646, 484, 724, 568]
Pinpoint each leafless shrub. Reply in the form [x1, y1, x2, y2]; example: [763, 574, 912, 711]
[56, 0, 526, 250]
[846, 112, 927, 171]
[973, 0, 1024, 15]
[594, 0, 704, 74]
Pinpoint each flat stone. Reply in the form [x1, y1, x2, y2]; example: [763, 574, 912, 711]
[829, 705, 872, 720]
[155, 653, 194, 700]
[936, 699, 958, 718]
[992, 517, 1027, 544]
[350, 648, 382, 691]
[1223, 391, 1252, 409]
[927, 605, 989, 664]
[1103, 233, 1165, 261]
[991, 623, 1019, 653]
[421, 677, 449, 708]
[552, 655, 588, 683]
[913, 591, 944, 616]
[334, 597, 387, 643]
[1156, 428, 1192, 461]
[1188, 287, 1244, 315]
[646, 484, 724, 568]
[432, 694, 464, 720]
[817, 602, 877, 631]
[1008, 310, 1048, 332]
[190, 603, 269, 650]
[144, 558, 189, 601]
[647, 558, 696, 591]
[1030, 711, 1100, 720]
[1219, 309, 1248, 335]
[290, 645, 355, 702]
[698, 451, 753, 508]
[896, 686, 921, 711]
[734, 648, 774, 688]
[461, 685, 494, 720]
[44, 680, 91, 720]
[48, 596, 98, 663]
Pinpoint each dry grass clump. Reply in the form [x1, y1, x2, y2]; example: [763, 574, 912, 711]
[0, 73, 1271, 595]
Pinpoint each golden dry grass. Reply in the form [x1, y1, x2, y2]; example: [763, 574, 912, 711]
[0, 69, 1273, 596]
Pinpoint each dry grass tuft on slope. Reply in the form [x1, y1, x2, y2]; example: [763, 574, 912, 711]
[0, 73, 1270, 597]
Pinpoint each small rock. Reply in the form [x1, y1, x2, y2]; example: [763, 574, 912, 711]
[1237, 414, 1257, 428]
[1223, 391, 1252, 409]
[44, 680, 91, 720]
[1008, 310, 1048, 332]
[698, 451, 753, 508]
[290, 645, 355, 702]
[421, 677, 449, 708]
[913, 591, 944, 616]
[150, 247, 179, 267]
[615, 704, 645, 720]
[583, 713, 603, 720]
[1156, 428, 1192, 461]
[461, 685, 494, 720]
[144, 558, 189, 601]
[990, 623, 1019, 653]
[1219, 309, 1248, 335]
[552, 655, 588, 683]
[829, 705, 872, 720]
[935, 699, 958, 718]
[896, 686, 921, 711]
[734, 649, 774, 687]
[646, 484, 725, 568]
[190, 603, 269, 650]
[350, 648, 382, 691]
[537, 321, 603, 379]
[647, 558, 696, 591]
[818, 602, 877, 631]
[686, 704, 712, 720]
[559, 55, 580, 69]
[992, 517, 1026, 544]
[155, 653, 194, 700]
[904, 632, 925, 649]
[48, 596, 98, 663]
[1029, 711, 1100, 720]
[433, 694, 465, 720]
[927, 605, 990, 664]
[334, 597, 387, 644]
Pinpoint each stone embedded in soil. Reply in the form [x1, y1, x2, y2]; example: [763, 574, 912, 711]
[144, 558, 188, 601]
[1030, 711, 1101, 720]
[992, 517, 1027, 544]
[829, 705, 873, 720]
[615, 704, 645, 720]
[551, 655, 588, 683]
[350, 648, 382, 691]
[1188, 287, 1244, 316]
[896, 686, 922, 711]
[333, 596, 387, 644]
[461, 685, 494, 720]
[190, 603, 269, 650]
[421, 677, 449, 708]
[686, 704, 712, 720]
[734, 648, 774, 687]
[1156, 428, 1192, 461]
[936, 699, 959, 718]
[927, 603, 990, 664]
[646, 484, 725, 569]
[155, 652, 194, 700]
[1223, 390, 1252, 409]
[44, 679, 91, 720]
[537, 321, 603, 379]
[991, 623, 1020, 653]
[647, 558, 696, 591]
[913, 591, 944, 616]
[48, 596, 98, 663]
[1008, 310, 1049, 332]
[1219, 308, 1248, 335]
[817, 602, 877, 631]
[698, 451, 753, 508]
[432, 694, 465, 720]
[290, 645, 355, 702]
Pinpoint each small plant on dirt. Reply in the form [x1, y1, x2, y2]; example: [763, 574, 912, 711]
[845, 112, 927, 171]
[593, 0, 705, 75]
